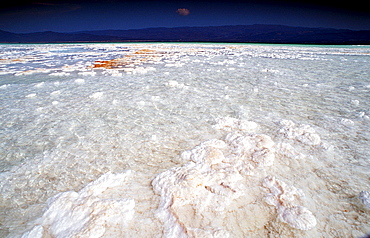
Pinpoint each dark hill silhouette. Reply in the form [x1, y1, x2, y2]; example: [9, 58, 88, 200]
[1, 25, 370, 44]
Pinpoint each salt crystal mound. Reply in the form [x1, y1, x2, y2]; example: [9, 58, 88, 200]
[278, 206, 317, 231]
[359, 191, 370, 209]
[22, 171, 135, 238]
[262, 175, 317, 230]
[166, 80, 186, 89]
[89, 91, 104, 99]
[213, 117, 258, 132]
[74, 78, 85, 84]
[279, 119, 321, 146]
[49, 72, 71, 77]
[225, 133, 275, 174]
[341, 118, 355, 127]
[152, 119, 276, 237]
[275, 142, 306, 160]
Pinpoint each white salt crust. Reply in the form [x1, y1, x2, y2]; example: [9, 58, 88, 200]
[213, 117, 258, 132]
[17, 115, 370, 237]
[262, 176, 317, 230]
[22, 171, 135, 238]
[152, 117, 316, 237]
[279, 120, 321, 146]
[0, 43, 367, 237]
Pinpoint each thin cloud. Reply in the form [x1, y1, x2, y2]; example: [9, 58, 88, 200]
[176, 8, 190, 16]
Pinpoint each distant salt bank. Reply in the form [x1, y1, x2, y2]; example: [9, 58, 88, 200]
[0, 43, 369, 237]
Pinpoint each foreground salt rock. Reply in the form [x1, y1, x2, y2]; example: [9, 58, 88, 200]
[152, 141, 243, 237]
[21, 117, 318, 237]
[22, 171, 135, 238]
[262, 175, 317, 230]
[152, 117, 317, 236]
[152, 119, 278, 237]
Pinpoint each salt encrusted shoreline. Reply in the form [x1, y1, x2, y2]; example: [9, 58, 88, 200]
[0, 44, 369, 237]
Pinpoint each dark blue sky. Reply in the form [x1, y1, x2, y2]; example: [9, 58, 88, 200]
[1, 0, 370, 33]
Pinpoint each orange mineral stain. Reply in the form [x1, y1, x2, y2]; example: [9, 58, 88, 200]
[91, 49, 160, 69]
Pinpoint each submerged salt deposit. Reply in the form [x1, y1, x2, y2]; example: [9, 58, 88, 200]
[0, 43, 369, 237]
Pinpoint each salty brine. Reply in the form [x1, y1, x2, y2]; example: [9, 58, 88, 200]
[0, 43, 369, 237]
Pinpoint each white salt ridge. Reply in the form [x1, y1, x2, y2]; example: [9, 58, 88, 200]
[351, 99, 360, 106]
[341, 118, 355, 126]
[166, 80, 185, 88]
[89, 92, 104, 99]
[279, 119, 321, 146]
[74, 78, 85, 84]
[152, 117, 321, 236]
[262, 176, 317, 230]
[26, 93, 36, 98]
[78, 71, 96, 76]
[34, 82, 45, 88]
[224, 132, 275, 174]
[152, 143, 242, 237]
[14, 71, 39, 76]
[50, 90, 61, 96]
[0, 71, 12, 75]
[105, 70, 123, 77]
[152, 118, 277, 237]
[22, 171, 135, 238]
[49, 72, 71, 77]
[213, 117, 258, 132]
[277, 206, 317, 230]
[276, 143, 306, 160]
[165, 63, 184, 67]
[124, 67, 156, 74]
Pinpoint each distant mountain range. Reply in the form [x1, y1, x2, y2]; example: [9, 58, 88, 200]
[1, 24, 370, 44]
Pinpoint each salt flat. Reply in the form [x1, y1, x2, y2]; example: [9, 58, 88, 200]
[0, 43, 369, 237]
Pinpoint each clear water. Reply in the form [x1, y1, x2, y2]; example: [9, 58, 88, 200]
[0, 43, 369, 237]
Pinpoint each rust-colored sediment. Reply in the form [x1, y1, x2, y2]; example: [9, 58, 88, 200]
[91, 49, 160, 69]
[133, 49, 157, 54]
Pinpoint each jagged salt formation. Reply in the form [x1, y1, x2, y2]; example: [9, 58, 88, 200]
[152, 139, 244, 238]
[262, 176, 317, 230]
[22, 171, 135, 238]
[213, 117, 258, 132]
[152, 118, 278, 237]
[152, 117, 318, 237]
[279, 119, 321, 146]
